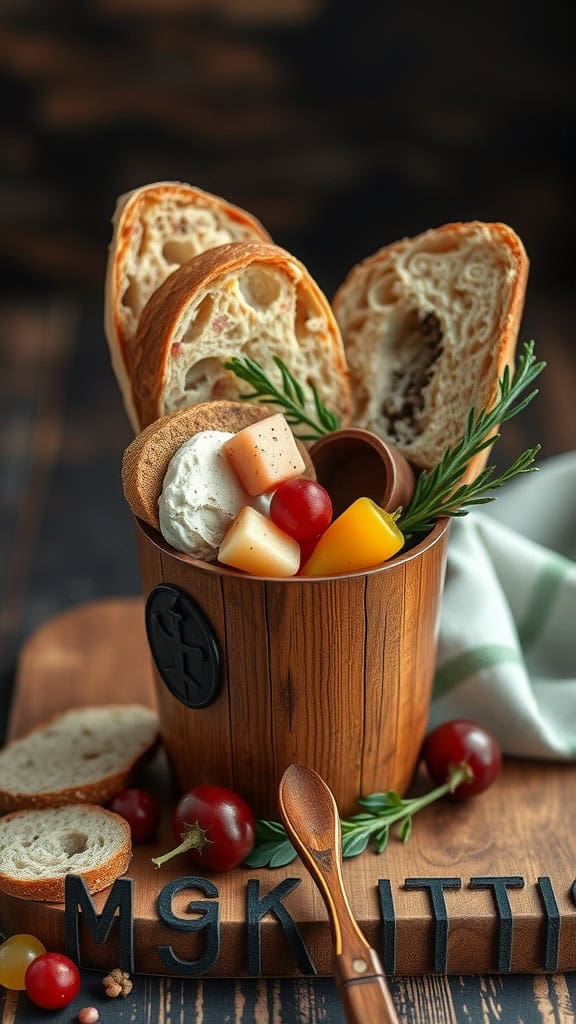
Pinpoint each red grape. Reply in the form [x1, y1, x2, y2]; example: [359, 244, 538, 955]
[270, 479, 332, 541]
[423, 719, 501, 798]
[153, 784, 255, 872]
[109, 788, 160, 843]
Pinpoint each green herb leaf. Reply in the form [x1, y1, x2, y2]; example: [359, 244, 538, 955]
[255, 819, 290, 841]
[268, 842, 299, 868]
[224, 355, 340, 440]
[374, 827, 390, 853]
[357, 790, 403, 811]
[399, 817, 412, 843]
[342, 831, 371, 858]
[244, 839, 297, 868]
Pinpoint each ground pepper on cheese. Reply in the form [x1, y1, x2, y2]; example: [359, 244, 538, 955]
[223, 413, 305, 495]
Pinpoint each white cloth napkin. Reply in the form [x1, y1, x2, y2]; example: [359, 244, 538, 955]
[430, 452, 576, 759]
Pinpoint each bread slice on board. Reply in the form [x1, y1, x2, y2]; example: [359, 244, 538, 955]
[122, 400, 317, 530]
[0, 706, 159, 812]
[131, 240, 351, 432]
[0, 804, 132, 900]
[333, 222, 529, 476]
[104, 181, 272, 430]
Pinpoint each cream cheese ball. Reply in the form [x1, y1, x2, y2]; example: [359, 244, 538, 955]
[159, 430, 265, 561]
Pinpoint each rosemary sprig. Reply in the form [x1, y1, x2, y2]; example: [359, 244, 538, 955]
[243, 763, 473, 868]
[224, 355, 340, 441]
[399, 342, 545, 536]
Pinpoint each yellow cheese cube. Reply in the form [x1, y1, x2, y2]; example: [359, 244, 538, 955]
[223, 413, 305, 496]
[218, 506, 300, 577]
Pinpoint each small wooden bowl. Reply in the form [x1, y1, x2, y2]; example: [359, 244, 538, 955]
[309, 427, 416, 517]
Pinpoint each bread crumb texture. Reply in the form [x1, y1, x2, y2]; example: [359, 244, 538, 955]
[0, 805, 130, 883]
[161, 260, 348, 427]
[335, 222, 527, 468]
[117, 187, 267, 360]
[0, 705, 158, 803]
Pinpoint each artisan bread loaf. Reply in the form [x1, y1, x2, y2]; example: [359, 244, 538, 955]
[104, 181, 271, 430]
[0, 804, 132, 900]
[333, 222, 529, 474]
[131, 241, 351, 431]
[0, 706, 159, 812]
[122, 401, 317, 530]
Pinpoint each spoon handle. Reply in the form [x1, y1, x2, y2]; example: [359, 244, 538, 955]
[335, 947, 399, 1024]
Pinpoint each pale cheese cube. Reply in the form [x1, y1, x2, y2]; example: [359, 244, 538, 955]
[218, 506, 300, 577]
[223, 413, 305, 496]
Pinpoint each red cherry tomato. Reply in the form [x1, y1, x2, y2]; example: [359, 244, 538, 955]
[270, 479, 332, 541]
[25, 953, 80, 1010]
[109, 788, 160, 843]
[423, 719, 502, 799]
[170, 784, 255, 872]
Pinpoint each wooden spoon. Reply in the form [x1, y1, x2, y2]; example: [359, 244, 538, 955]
[279, 764, 399, 1024]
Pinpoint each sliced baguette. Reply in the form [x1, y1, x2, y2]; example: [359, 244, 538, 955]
[0, 706, 159, 812]
[333, 222, 529, 475]
[104, 181, 272, 430]
[131, 240, 351, 431]
[0, 804, 132, 901]
[122, 400, 317, 530]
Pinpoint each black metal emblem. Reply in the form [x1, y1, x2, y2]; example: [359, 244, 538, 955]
[145, 584, 221, 709]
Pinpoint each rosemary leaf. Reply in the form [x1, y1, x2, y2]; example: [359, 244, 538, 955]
[399, 342, 545, 536]
[224, 355, 340, 440]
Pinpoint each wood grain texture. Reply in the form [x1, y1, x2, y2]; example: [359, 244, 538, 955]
[6, 973, 576, 1024]
[2, 599, 576, 981]
[135, 516, 450, 817]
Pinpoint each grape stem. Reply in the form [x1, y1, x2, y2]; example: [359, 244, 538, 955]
[151, 820, 212, 869]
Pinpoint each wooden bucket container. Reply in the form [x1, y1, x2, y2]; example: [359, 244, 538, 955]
[136, 517, 450, 817]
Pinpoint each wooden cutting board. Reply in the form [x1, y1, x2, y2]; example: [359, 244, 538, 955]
[0, 599, 575, 978]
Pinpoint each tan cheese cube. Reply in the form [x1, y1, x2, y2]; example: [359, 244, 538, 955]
[218, 506, 300, 577]
[223, 413, 305, 496]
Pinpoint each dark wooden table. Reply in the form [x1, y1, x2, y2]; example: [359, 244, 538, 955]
[1, 296, 576, 1023]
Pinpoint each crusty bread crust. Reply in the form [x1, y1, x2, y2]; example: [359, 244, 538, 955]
[0, 705, 159, 813]
[333, 221, 529, 481]
[131, 241, 351, 431]
[104, 181, 271, 431]
[0, 805, 132, 901]
[122, 400, 317, 529]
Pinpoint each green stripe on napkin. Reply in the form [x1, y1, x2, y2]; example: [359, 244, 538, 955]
[434, 644, 523, 700]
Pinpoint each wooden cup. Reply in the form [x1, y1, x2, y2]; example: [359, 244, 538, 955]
[135, 517, 450, 817]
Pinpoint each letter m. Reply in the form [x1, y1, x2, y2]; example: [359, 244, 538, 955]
[65, 875, 134, 972]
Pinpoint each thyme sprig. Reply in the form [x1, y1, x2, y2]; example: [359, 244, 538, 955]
[224, 355, 340, 441]
[244, 763, 473, 869]
[398, 342, 545, 536]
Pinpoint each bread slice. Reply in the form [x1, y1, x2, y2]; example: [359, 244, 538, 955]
[0, 706, 159, 812]
[333, 222, 529, 475]
[122, 400, 317, 530]
[104, 181, 272, 430]
[131, 241, 351, 431]
[0, 804, 132, 901]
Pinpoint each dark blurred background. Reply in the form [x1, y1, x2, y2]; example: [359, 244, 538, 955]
[1, 1, 575, 294]
[1, 1, 575, 703]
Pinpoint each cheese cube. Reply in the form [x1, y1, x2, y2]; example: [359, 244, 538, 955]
[218, 506, 300, 577]
[223, 413, 305, 496]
